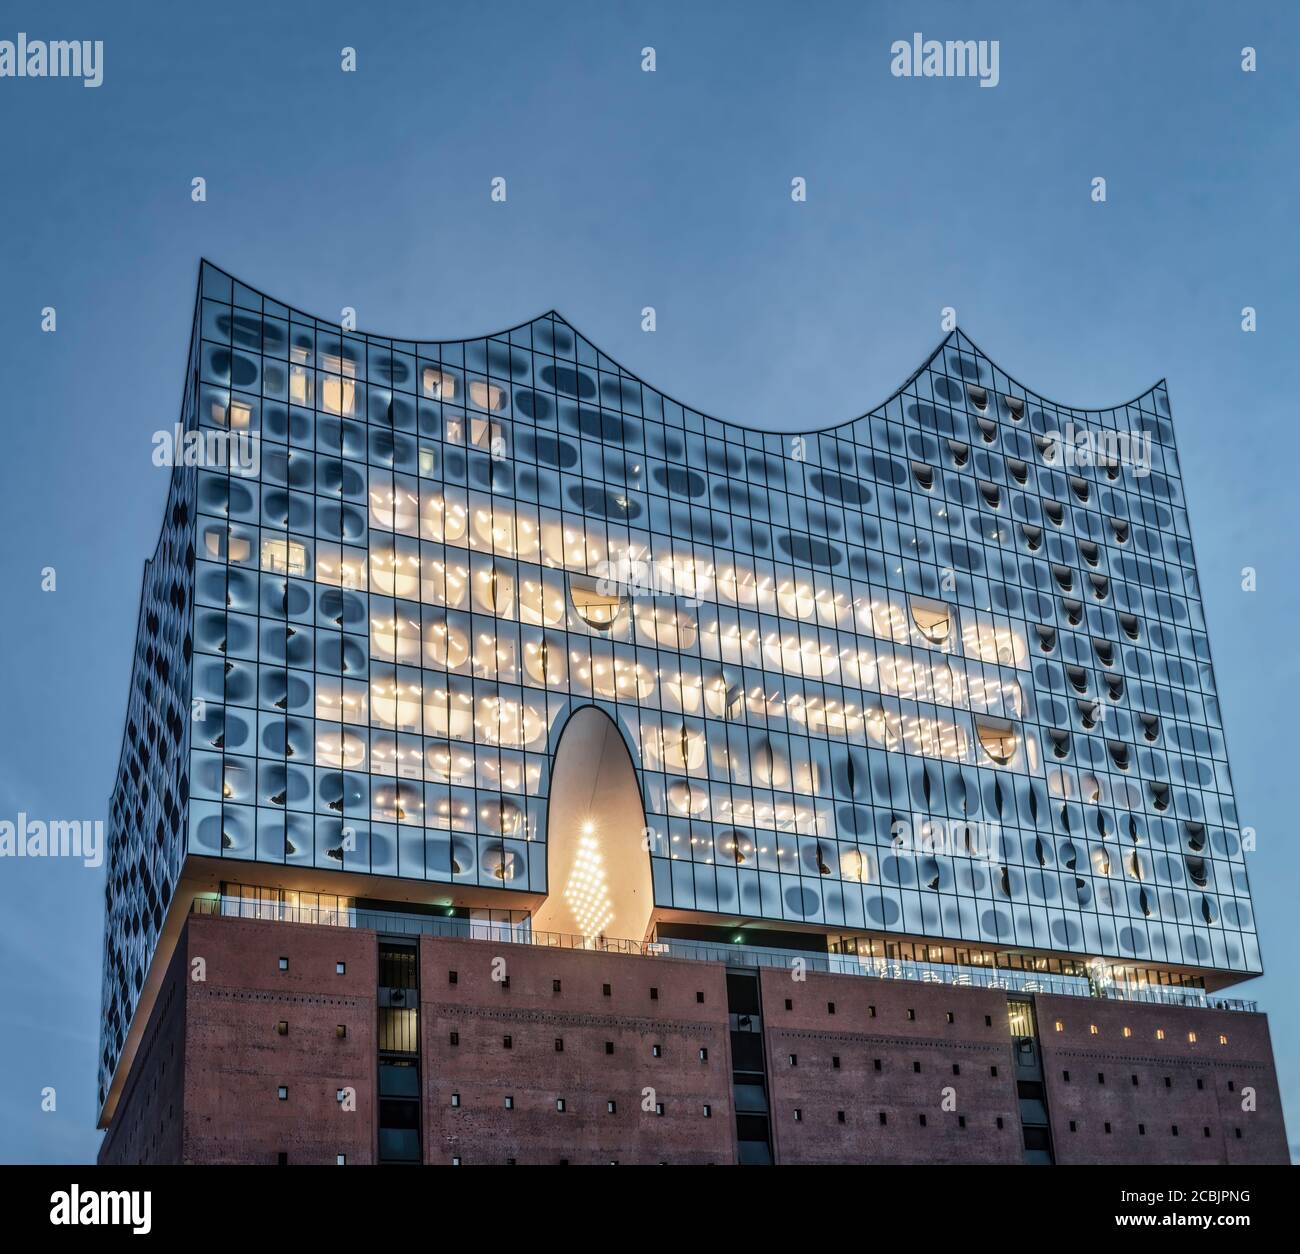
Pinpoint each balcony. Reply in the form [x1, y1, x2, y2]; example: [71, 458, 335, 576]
[190, 895, 1257, 1013]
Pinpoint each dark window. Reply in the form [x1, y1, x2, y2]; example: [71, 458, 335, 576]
[696, 991, 705, 1003]
[919, 1114, 927, 1127]
[832, 1055, 841, 1069]
[605, 1041, 614, 1055]
[1139, 1124, 1146, 1135]
[789, 1054, 797, 1067]
[1104, 1122, 1112, 1134]
[553, 979, 562, 993]
[785, 998, 793, 1011]
[991, 1065, 999, 1078]
[555, 1038, 564, 1052]
[907, 1008, 916, 1021]
[958, 1115, 966, 1128]
[913, 1061, 921, 1073]
[1131, 1074, 1139, 1086]
[602, 983, 611, 997]
[837, 1110, 846, 1123]
[874, 1059, 882, 1072]
[448, 970, 458, 985]
[1197, 1078, 1204, 1091]
[1063, 1070, 1071, 1082]
[650, 987, 659, 1000]
[879, 1112, 887, 1125]
[985, 1015, 992, 1027]
[608, 1100, 617, 1113]
[1069, 1120, 1077, 1132]
[946, 1012, 954, 1024]
[952, 1064, 961, 1076]
[827, 1002, 836, 1015]
[869, 1005, 876, 1018]
[793, 1109, 802, 1122]
[1172, 1125, 1179, 1136]
[1098, 1072, 1105, 1084]
[503, 1035, 512, 1049]
[449, 1031, 458, 1046]
[699, 1047, 708, 1062]
[996, 1117, 1004, 1130]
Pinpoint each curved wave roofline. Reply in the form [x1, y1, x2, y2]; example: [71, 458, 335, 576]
[197, 258, 1170, 435]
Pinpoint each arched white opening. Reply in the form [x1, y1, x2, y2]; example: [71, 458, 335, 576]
[534, 707, 654, 944]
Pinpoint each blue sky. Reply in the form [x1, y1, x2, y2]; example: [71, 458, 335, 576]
[0, 0, 1296, 1162]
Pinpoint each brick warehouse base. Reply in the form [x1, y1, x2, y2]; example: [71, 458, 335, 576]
[98, 914, 1288, 1165]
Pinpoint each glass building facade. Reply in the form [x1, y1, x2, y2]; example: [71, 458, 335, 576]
[99, 261, 1260, 1113]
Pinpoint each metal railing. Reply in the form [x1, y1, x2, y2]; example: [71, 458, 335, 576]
[191, 895, 1257, 1012]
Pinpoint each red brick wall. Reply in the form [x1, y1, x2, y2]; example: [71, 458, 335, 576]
[761, 968, 1023, 1163]
[180, 914, 378, 1165]
[1037, 994, 1288, 1164]
[420, 937, 736, 1164]
[99, 915, 1290, 1166]
[98, 938, 188, 1165]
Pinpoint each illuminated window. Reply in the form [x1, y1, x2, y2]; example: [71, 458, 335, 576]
[423, 367, 456, 399]
[1007, 1002, 1035, 1037]
[1188, 1032, 1197, 1043]
[318, 354, 357, 415]
[1054, 1020, 1063, 1033]
[470, 380, 506, 411]
[1156, 1029, 1166, 1040]
[204, 527, 252, 564]
[569, 573, 625, 629]
[223, 400, 250, 431]
[976, 718, 1018, 766]
[1089, 1024, 1099, 1036]
[1220, 1035, 1228, 1046]
[910, 597, 952, 645]
[1122, 1027, 1132, 1038]
[289, 365, 312, 404]
[261, 537, 307, 576]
